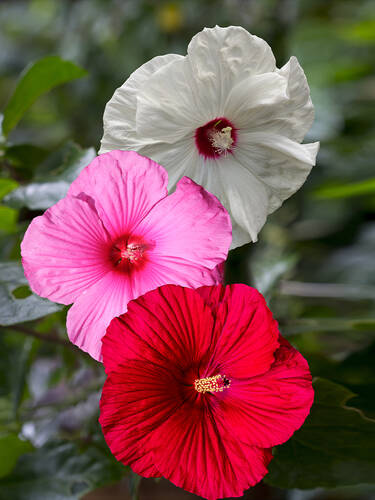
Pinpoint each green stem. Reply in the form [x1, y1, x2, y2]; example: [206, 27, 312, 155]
[128, 471, 142, 500]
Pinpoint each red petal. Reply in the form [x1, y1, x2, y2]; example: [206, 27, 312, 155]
[217, 338, 314, 448]
[102, 285, 214, 375]
[198, 284, 280, 379]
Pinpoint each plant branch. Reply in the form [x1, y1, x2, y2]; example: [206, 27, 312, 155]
[4, 324, 82, 352]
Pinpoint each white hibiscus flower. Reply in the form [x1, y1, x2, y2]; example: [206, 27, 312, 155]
[100, 25, 319, 248]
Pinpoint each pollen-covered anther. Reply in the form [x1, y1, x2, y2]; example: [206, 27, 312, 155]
[120, 243, 145, 263]
[194, 374, 231, 393]
[209, 126, 234, 155]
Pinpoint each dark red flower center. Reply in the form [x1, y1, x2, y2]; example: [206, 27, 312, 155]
[195, 117, 237, 159]
[109, 235, 151, 273]
[194, 374, 231, 393]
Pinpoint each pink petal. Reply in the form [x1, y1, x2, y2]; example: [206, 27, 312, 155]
[66, 271, 134, 361]
[21, 195, 110, 305]
[197, 284, 280, 379]
[218, 337, 314, 449]
[68, 150, 168, 240]
[135, 176, 232, 285]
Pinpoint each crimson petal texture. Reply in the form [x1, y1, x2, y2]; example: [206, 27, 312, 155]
[100, 284, 313, 499]
[21, 151, 231, 360]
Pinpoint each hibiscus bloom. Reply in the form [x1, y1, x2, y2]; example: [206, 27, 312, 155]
[100, 25, 319, 248]
[21, 150, 231, 360]
[99, 284, 314, 499]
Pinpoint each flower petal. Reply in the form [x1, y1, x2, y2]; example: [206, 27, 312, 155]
[188, 26, 276, 84]
[66, 271, 133, 361]
[197, 284, 280, 379]
[135, 176, 232, 280]
[276, 56, 315, 142]
[102, 285, 214, 375]
[225, 57, 314, 142]
[100, 54, 183, 153]
[236, 131, 319, 213]
[137, 136, 199, 191]
[150, 403, 272, 499]
[21, 195, 110, 305]
[68, 150, 168, 240]
[217, 338, 314, 448]
[199, 155, 272, 244]
[224, 72, 289, 128]
[136, 58, 209, 143]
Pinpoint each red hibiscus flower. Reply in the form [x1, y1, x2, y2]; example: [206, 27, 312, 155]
[99, 284, 314, 500]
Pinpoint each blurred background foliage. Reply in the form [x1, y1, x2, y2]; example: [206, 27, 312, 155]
[0, 0, 375, 499]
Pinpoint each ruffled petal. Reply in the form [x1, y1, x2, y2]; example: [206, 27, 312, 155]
[197, 284, 280, 379]
[100, 54, 183, 153]
[188, 26, 276, 86]
[276, 56, 315, 142]
[21, 195, 110, 305]
[217, 338, 314, 449]
[236, 131, 319, 213]
[134, 176, 232, 281]
[68, 150, 168, 240]
[225, 57, 314, 142]
[102, 285, 214, 374]
[66, 271, 133, 361]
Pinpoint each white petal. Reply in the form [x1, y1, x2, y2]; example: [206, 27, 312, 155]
[192, 155, 271, 245]
[235, 131, 319, 212]
[276, 56, 315, 142]
[135, 58, 211, 143]
[224, 72, 288, 128]
[225, 57, 314, 143]
[188, 26, 276, 83]
[100, 54, 183, 153]
[137, 137, 199, 190]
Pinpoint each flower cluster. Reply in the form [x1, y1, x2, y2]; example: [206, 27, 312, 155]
[21, 25, 316, 500]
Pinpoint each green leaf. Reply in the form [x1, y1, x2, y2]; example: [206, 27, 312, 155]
[2, 56, 87, 137]
[314, 178, 375, 199]
[0, 180, 18, 201]
[265, 378, 375, 489]
[0, 434, 33, 479]
[4, 145, 49, 181]
[4, 143, 96, 210]
[0, 262, 62, 326]
[0, 206, 17, 234]
[0, 440, 124, 500]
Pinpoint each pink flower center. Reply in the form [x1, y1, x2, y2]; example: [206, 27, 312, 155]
[195, 117, 237, 159]
[194, 374, 231, 393]
[110, 235, 150, 273]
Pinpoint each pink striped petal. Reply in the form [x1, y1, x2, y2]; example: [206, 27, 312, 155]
[135, 176, 232, 281]
[68, 150, 168, 239]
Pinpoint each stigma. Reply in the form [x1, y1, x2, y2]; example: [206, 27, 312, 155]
[194, 374, 231, 393]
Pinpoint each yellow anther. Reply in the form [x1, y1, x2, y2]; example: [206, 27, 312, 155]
[194, 374, 231, 393]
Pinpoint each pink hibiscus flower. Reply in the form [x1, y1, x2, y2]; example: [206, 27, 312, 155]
[99, 284, 314, 500]
[21, 150, 232, 360]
